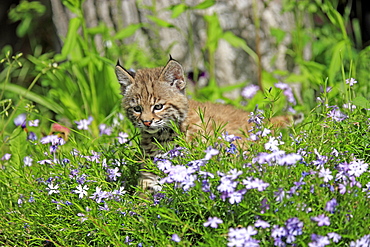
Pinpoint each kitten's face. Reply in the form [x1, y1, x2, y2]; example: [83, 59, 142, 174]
[115, 59, 189, 133]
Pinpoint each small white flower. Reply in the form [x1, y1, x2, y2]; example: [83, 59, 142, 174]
[345, 78, 357, 86]
[28, 119, 39, 127]
[74, 184, 89, 199]
[47, 183, 60, 195]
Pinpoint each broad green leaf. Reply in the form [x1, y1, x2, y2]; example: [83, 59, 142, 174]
[147, 16, 174, 28]
[270, 27, 286, 45]
[218, 82, 246, 93]
[204, 14, 223, 53]
[328, 40, 348, 85]
[9, 127, 28, 166]
[222, 31, 258, 63]
[169, 3, 188, 18]
[192, 0, 215, 9]
[114, 24, 142, 40]
[352, 96, 370, 109]
[87, 22, 107, 35]
[0, 83, 65, 114]
[56, 17, 81, 61]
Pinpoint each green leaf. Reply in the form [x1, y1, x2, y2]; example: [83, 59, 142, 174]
[169, 4, 188, 18]
[204, 14, 223, 53]
[114, 24, 142, 40]
[270, 27, 286, 45]
[147, 16, 174, 28]
[87, 22, 107, 35]
[352, 96, 370, 109]
[192, 0, 215, 9]
[9, 127, 28, 166]
[56, 17, 81, 61]
[218, 82, 246, 93]
[0, 83, 65, 115]
[222, 31, 258, 63]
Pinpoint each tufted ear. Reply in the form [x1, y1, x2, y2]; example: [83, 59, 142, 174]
[115, 61, 135, 94]
[159, 57, 186, 93]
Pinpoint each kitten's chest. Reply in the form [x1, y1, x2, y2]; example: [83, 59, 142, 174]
[140, 128, 177, 157]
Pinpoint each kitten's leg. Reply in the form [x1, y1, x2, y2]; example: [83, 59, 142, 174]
[138, 169, 162, 193]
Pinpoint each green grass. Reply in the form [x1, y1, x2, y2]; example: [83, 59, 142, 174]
[1, 0, 370, 246]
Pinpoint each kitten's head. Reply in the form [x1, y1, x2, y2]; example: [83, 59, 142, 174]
[115, 58, 189, 133]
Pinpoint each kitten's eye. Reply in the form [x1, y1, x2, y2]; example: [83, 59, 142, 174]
[153, 104, 163, 111]
[133, 106, 142, 113]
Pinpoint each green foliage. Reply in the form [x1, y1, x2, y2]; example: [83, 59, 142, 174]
[8, 0, 46, 38]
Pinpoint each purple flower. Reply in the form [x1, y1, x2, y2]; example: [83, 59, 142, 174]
[99, 203, 110, 211]
[311, 214, 330, 226]
[165, 147, 185, 158]
[350, 234, 370, 246]
[27, 132, 37, 141]
[40, 135, 65, 146]
[1, 153, 11, 161]
[23, 156, 33, 166]
[77, 213, 88, 223]
[243, 177, 269, 191]
[228, 189, 246, 204]
[107, 167, 121, 181]
[274, 188, 286, 202]
[278, 153, 302, 166]
[217, 176, 237, 193]
[255, 219, 270, 228]
[271, 225, 287, 239]
[338, 183, 346, 194]
[171, 234, 181, 242]
[260, 198, 270, 213]
[14, 113, 26, 128]
[76, 174, 87, 184]
[228, 226, 258, 246]
[248, 111, 264, 126]
[226, 169, 243, 180]
[327, 232, 341, 243]
[75, 116, 93, 130]
[348, 159, 368, 177]
[226, 143, 238, 154]
[309, 234, 330, 247]
[325, 198, 338, 213]
[275, 82, 296, 105]
[28, 119, 39, 127]
[221, 132, 242, 142]
[203, 217, 223, 228]
[319, 167, 333, 182]
[241, 84, 260, 99]
[84, 150, 101, 163]
[261, 128, 271, 137]
[156, 159, 172, 171]
[99, 124, 112, 136]
[90, 187, 109, 203]
[117, 132, 129, 144]
[285, 217, 304, 242]
[346, 78, 357, 86]
[264, 137, 283, 152]
[327, 107, 347, 122]
[204, 146, 219, 160]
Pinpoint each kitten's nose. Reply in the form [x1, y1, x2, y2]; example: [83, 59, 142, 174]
[143, 120, 152, 127]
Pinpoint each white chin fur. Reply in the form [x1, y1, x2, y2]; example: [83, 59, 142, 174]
[143, 128, 161, 134]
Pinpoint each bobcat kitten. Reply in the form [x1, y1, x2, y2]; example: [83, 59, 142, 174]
[115, 57, 294, 192]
